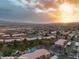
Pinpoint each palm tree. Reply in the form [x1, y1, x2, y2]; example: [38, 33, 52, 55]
[64, 34, 68, 40]
[56, 31, 60, 39]
[70, 36, 75, 41]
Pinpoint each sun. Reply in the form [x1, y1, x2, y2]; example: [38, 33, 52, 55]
[59, 2, 73, 13]
[49, 2, 79, 23]
[58, 2, 74, 23]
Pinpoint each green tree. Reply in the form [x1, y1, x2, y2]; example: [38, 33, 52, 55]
[2, 45, 13, 56]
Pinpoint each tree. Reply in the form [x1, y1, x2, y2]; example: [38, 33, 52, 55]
[0, 42, 3, 50]
[12, 40, 20, 49]
[2, 48, 13, 56]
[71, 36, 75, 41]
[2, 45, 13, 56]
[56, 31, 60, 39]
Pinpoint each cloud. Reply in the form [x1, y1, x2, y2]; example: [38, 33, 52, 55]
[8, 0, 56, 10]
[8, 0, 38, 8]
[7, 0, 28, 8]
[35, 8, 56, 13]
[0, 0, 58, 23]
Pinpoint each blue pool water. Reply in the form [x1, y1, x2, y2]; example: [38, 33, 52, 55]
[27, 47, 37, 53]
[50, 55, 58, 59]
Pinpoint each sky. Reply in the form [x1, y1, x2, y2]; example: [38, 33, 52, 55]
[0, 0, 79, 23]
[0, 0, 56, 23]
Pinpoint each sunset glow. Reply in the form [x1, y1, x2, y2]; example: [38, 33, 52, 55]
[49, 2, 79, 23]
[60, 14, 72, 23]
[59, 3, 73, 13]
[58, 3, 73, 23]
[1, 0, 79, 23]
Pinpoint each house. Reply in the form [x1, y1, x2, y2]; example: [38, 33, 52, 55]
[43, 35, 56, 39]
[75, 42, 79, 47]
[2, 34, 10, 38]
[18, 49, 51, 59]
[68, 33, 74, 38]
[1, 57, 14, 59]
[67, 41, 71, 45]
[65, 41, 72, 48]
[12, 33, 26, 37]
[55, 39, 67, 47]
[50, 55, 58, 59]
[51, 31, 56, 36]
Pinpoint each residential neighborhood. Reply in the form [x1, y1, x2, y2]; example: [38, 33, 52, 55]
[0, 0, 79, 59]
